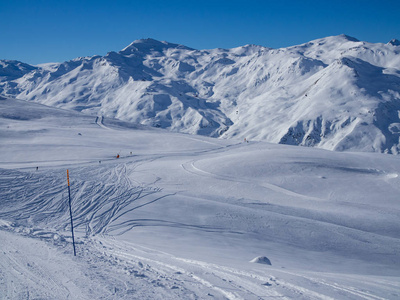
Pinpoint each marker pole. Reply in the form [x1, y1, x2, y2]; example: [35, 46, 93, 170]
[67, 169, 76, 256]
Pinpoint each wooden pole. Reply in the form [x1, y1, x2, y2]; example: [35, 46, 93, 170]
[67, 169, 76, 256]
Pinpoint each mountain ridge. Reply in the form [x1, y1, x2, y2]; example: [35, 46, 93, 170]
[1, 34, 400, 153]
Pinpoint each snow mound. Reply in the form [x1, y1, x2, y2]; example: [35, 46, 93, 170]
[250, 256, 272, 265]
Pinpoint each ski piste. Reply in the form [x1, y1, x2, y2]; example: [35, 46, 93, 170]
[1, 96, 399, 299]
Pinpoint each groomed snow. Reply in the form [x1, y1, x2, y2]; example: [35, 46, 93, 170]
[1, 97, 400, 299]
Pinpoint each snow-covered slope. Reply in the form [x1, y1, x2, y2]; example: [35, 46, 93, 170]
[1, 35, 400, 153]
[1, 97, 400, 299]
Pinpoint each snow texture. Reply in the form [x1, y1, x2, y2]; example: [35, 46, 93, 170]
[1, 35, 400, 153]
[1, 96, 400, 299]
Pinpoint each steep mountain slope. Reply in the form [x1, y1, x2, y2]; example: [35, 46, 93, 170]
[1, 35, 400, 153]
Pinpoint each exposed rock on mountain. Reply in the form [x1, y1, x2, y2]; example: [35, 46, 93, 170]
[1, 35, 399, 153]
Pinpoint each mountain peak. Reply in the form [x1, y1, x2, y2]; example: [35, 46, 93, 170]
[1, 35, 400, 154]
[338, 34, 359, 42]
[0, 60, 37, 80]
[388, 39, 400, 46]
[120, 38, 193, 55]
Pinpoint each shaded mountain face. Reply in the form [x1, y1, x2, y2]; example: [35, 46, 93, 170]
[0, 60, 37, 81]
[1, 35, 400, 153]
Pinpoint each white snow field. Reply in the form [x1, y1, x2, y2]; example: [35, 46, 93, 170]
[1, 96, 400, 299]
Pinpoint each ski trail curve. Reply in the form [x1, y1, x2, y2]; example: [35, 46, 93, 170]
[182, 159, 324, 201]
[95, 115, 111, 130]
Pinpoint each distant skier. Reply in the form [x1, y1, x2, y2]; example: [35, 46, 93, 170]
[36, 166, 38, 171]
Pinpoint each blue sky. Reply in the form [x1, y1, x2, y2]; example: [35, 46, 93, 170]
[1, 0, 399, 65]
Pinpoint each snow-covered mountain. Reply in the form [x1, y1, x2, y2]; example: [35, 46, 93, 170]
[1, 35, 400, 153]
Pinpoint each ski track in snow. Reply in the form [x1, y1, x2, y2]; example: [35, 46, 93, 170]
[181, 159, 324, 202]
[82, 237, 400, 300]
[0, 230, 93, 300]
[94, 237, 328, 300]
[1, 105, 400, 299]
[0, 163, 167, 237]
[2, 155, 399, 299]
[2, 224, 398, 300]
[95, 115, 111, 131]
